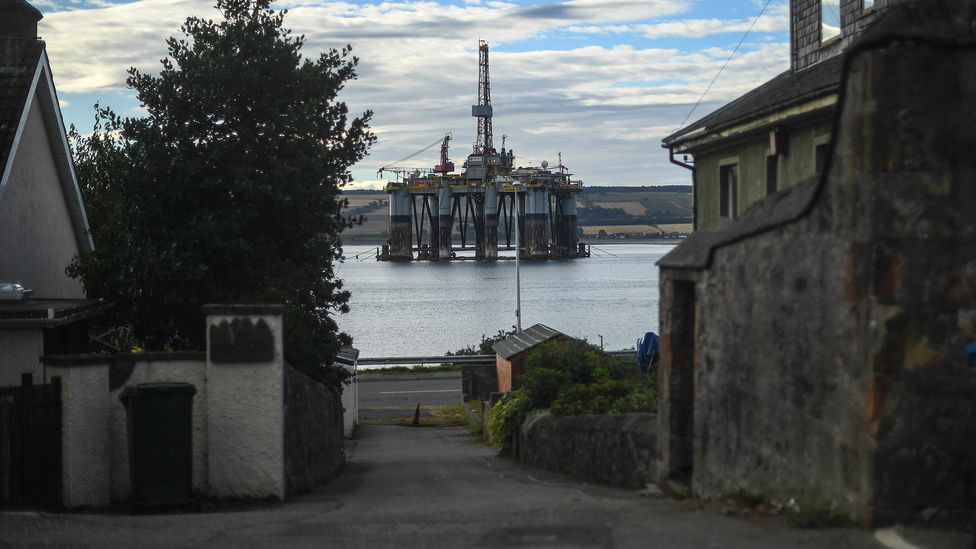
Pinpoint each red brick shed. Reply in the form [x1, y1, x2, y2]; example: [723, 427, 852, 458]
[492, 324, 570, 393]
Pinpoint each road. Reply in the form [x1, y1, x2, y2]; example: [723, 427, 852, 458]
[358, 372, 462, 422]
[3, 424, 967, 548]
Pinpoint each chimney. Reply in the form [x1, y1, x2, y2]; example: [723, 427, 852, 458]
[0, 0, 43, 69]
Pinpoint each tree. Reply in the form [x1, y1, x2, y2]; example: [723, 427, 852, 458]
[68, 0, 375, 388]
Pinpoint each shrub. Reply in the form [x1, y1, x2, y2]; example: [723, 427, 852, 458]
[488, 390, 532, 456]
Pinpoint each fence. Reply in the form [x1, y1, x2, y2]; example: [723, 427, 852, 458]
[0, 374, 62, 510]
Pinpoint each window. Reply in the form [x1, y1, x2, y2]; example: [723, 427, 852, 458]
[815, 143, 830, 175]
[766, 156, 779, 196]
[822, 0, 841, 42]
[719, 164, 738, 219]
[864, 0, 874, 10]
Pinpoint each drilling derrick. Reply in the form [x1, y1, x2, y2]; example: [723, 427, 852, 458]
[472, 40, 494, 155]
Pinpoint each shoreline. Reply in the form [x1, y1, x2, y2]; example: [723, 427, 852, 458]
[341, 238, 685, 247]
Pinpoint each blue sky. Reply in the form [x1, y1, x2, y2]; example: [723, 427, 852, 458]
[36, 0, 790, 187]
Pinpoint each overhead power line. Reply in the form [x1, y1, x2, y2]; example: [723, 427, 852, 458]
[676, 0, 774, 130]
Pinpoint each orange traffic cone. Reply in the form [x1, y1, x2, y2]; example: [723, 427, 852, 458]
[411, 403, 421, 427]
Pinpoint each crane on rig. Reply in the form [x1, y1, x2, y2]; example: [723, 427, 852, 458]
[377, 133, 453, 179]
[433, 134, 454, 174]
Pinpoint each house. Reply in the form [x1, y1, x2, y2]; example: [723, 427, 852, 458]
[493, 324, 570, 392]
[656, 0, 975, 528]
[662, 0, 903, 231]
[0, 0, 104, 386]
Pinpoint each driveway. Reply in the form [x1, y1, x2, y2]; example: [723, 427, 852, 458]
[0, 425, 967, 548]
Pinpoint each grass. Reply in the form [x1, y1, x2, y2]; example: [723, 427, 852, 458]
[580, 224, 662, 235]
[656, 223, 693, 233]
[363, 404, 468, 427]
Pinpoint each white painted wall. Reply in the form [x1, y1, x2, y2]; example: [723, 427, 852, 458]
[106, 359, 207, 502]
[48, 309, 291, 507]
[0, 93, 84, 299]
[0, 329, 43, 387]
[206, 312, 285, 500]
[341, 363, 358, 438]
[47, 363, 111, 508]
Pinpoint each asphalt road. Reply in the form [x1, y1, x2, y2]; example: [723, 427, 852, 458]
[3, 425, 964, 548]
[358, 372, 462, 421]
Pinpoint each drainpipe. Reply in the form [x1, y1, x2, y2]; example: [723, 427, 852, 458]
[665, 145, 697, 231]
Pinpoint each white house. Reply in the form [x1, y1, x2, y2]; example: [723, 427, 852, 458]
[0, 0, 104, 387]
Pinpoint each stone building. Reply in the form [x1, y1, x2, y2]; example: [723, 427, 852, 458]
[656, 0, 975, 528]
[662, 0, 905, 231]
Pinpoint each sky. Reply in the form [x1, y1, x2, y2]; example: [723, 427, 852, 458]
[36, 0, 791, 188]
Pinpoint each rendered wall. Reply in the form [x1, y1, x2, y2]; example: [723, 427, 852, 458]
[0, 95, 84, 299]
[42, 304, 330, 508]
[205, 306, 286, 500]
[693, 120, 832, 231]
[340, 363, 358, 438]
[46, 362, 111, 508]
[106, 357, 208, 502]
[0, 330, 43, 387]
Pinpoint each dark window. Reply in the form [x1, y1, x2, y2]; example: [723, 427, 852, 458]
[766, 156, 779, 196]
[719, 164, 738, 219]
[815, 143, 830, 175]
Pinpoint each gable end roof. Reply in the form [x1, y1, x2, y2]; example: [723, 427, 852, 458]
[0, 46, 94, 254]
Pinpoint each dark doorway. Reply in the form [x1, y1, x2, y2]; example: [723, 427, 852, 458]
[0, 375, 63, 510]
[667, 280, 697, 483]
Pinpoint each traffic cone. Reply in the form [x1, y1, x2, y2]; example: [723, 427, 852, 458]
[411, 403, 421, 427]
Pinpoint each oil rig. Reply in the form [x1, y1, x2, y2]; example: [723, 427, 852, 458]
[377, 41, 587, 261]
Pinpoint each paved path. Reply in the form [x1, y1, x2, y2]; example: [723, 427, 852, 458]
[0, 425, 968, 548]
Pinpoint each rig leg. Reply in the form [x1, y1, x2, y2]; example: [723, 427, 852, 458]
[484, 185, 498, 260]
[525, 187, 550, 258]
[437, 184, 453, 261]
[388, 189, 413, 260]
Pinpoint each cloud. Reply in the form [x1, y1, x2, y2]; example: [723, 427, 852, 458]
[42, 0, 790, 186]
[566, 3, 788, 39]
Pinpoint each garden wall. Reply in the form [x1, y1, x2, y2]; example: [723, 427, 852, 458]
[42, 304, 347, 508]
[518, 412, 656, 488]
[284, 366, 344, 497]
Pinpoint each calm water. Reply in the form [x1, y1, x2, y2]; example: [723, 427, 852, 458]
[334, 243, 674, 361]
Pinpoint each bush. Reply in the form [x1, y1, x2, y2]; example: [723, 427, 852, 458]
[488, 390, 532, 456]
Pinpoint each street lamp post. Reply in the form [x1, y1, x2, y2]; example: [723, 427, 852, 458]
[513, 182, 522, 333]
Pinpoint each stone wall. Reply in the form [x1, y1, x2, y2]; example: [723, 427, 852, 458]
[658, 0, 976, 528]
[519, 412, 656, 488]
[284, 366, 344, 497]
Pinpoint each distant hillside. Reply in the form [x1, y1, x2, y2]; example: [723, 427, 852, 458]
[579, 186, 692, 228]
[340, 185, 693, 242]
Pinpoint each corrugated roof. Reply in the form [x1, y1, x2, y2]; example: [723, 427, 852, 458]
[492, 324, 566, 360]
[335, 347, 360, 366]
[663, 54, 844, 148]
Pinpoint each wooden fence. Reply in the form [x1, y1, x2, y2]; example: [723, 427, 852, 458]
[0, 374, 62, 510]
